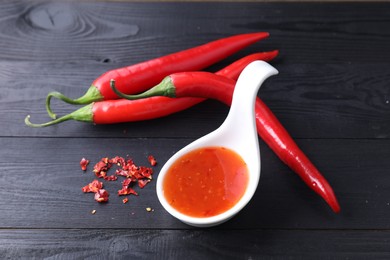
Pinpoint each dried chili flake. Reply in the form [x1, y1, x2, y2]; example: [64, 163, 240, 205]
[138, 179, 151, 189]
[93, 161, 107, 176]
[94, 189, 109, 202]
[98, 171, 108, 178]
[104, 175, 118, 181]
[115, 168, 129, 178]
[122, 198, 129, 204]
[118, 187, 138, 196]
[82, 180, 103, 193]
[126, 159, 134, 166]
[148, 155, 157, 166]
[80, 158, 90, 171]
[122, 163, 138, 175]
[139, 166, 153, 179]
[93, 157, 112, 178]
[110, 156, 126, 167]
[132, 170, 144, 180]
[122, 178, 133, 187]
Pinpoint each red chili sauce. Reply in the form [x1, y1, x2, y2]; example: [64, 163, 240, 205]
[163, 146, 249, 218]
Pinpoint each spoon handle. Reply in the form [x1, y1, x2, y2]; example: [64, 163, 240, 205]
[224, 61, 278, 136]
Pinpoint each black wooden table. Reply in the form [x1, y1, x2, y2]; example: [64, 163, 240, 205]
[1, 1, 390, 258]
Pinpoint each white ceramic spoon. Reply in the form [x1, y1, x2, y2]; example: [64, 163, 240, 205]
[156, 61, 278, 227]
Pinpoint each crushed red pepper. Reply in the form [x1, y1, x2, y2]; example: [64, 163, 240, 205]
[118, 187, 138, 196]
[138, 179, 151, 189]
[80, 158, 90, 171]
[93, 157, 111, 178]
[118, 178, 138, 196]
[94, 189, 109, 202]
[81, 155, 156, 204]
[148, 155, 157, 166]
[82, 179, 103, 193]
[104, 175, 118, 181]
[110, 156, 126, 167]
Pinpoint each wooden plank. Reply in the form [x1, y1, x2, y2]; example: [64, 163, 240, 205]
[1, 137, 389, 229]
[1, 229, 390, 259]
[0, 2, 389, 63]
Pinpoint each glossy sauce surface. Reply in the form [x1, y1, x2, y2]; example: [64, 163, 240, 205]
[163, 146, 249, 218]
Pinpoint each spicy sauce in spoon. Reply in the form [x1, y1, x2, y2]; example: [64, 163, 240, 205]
[163, 146, 249, 218]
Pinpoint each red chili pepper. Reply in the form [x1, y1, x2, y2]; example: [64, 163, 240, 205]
[111, 71, 341, 213]
[45, 32, 270, 119]
[26, 51, 278, 126]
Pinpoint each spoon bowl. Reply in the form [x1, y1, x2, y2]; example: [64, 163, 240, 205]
[156, 61, 278, 227]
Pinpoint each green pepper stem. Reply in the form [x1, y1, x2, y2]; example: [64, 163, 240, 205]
[110, 77, 176, 100]
[46, 86, 103, 119]
[25, 103, 94, 128]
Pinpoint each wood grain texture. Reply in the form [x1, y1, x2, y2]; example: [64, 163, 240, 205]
[1, 0, 390, 258]
[0, 1, 388, 63]
[1, 137, 389, 229]
[1, 229, 390, 259]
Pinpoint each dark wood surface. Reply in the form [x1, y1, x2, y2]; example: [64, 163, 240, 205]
[1, 1, 390, 258]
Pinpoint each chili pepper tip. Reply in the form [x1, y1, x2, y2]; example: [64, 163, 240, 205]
[326, 195, 341, 213]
